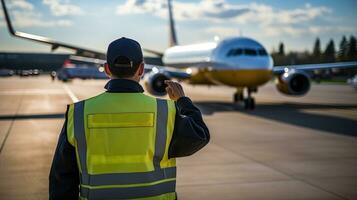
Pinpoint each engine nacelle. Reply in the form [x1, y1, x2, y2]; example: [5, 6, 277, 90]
[276, 69, 310, 96]
[144, 72, 171, 96]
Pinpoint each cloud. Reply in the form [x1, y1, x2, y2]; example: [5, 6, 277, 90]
[42, 0, 83, 16]
[116, 0, 337, 38]
[8, 0, 34, 10]
[116, 0, 330, 25]
[116, 0, 252, 21]
[11, 11, 73, 27]
[260, 26, 357, 38]
[0, 12, 4, 27]
[207, 25, 357, 38]
[205, 27, 241, 37]
[0, 0, 74, 28]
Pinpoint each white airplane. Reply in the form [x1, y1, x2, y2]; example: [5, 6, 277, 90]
[2, 0, 357, 109]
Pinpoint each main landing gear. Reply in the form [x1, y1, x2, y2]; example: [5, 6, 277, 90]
[233, 87, 257, 110]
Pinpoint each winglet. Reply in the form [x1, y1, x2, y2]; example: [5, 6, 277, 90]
[168, 0, 178, 47]
[1, 0, 16, 35]
[1, 0, 105, 59]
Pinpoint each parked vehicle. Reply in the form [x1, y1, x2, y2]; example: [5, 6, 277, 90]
[57, 65, 108, 81]
[0, 69, 14, 77]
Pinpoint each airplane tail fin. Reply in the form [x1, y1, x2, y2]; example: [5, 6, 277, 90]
[168, 0, 178, 47]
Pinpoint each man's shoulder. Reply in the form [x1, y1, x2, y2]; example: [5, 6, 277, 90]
[154, 96, 176, 105]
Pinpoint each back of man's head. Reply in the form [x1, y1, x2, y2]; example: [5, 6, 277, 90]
[106, 37, 143, 78]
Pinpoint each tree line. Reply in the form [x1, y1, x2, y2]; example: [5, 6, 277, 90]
[272, 35, 357, 66]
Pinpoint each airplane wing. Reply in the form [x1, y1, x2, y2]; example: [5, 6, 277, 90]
[1, 0, 106, 59]
[142, 49, 164, 57]
[273, 61, 357, 74]
[69, 55, 190, 79]
[144, 64, 191, 80]
[1, 0, 164, 62]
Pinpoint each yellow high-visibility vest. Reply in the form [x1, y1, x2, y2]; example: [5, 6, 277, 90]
[66, 92, 177, 200]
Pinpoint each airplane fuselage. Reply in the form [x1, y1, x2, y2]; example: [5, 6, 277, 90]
[162, 37, 274, 88]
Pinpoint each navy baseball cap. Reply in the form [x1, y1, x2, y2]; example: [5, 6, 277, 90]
[106, 37, 143, 68]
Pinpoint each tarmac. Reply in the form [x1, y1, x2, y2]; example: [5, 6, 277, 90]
[0, 76, 356, 200]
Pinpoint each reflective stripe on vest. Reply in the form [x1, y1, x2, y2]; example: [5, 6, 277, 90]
[80, 181, 176, 200]
[73, 98, 176, 199]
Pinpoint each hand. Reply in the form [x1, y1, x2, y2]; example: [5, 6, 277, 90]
[165, 80, 185, 101]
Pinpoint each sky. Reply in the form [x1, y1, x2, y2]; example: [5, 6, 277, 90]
[0, 0, 357, 55]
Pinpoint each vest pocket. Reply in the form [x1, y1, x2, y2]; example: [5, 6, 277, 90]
[86, 113, 156, 174]
[87, 113, 154, 128]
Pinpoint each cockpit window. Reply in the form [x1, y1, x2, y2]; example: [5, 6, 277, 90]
[227, 49, 235, 57]
[227, 48, 265, 57]
[234, 49, 243, 56]
[227, 48, 243, 57]
[244, 49, 257, 56]
[258, 49, 268, 56]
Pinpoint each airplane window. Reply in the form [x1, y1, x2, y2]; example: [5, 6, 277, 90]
[227, 48, 243, 57]
[258, 49, 268, 56]
[244, 49, 257, 56]
[227, 49, 235, 57]
[233, 49, 243, 56]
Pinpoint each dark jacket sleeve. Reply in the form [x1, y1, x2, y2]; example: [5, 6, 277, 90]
[49, 107, 79, 200]
[168, 97, 210, 158]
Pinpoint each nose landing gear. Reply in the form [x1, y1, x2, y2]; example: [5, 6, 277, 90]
[233, 87, 256, 110]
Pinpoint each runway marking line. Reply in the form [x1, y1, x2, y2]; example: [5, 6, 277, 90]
[63, 85, 79, 103]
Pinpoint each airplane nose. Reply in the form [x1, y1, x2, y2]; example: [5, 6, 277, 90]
[251, 57, 272, 70]
[208, 69, 273, 87]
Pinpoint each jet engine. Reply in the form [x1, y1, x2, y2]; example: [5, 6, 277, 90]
[276, 69, 310, 96]
[144, 71, 171, 96]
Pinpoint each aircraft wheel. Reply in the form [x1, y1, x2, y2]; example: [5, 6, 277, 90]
[233, 92, 244, 102]
[244, 98, 255, 110]
[250, 98, 256, 110]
